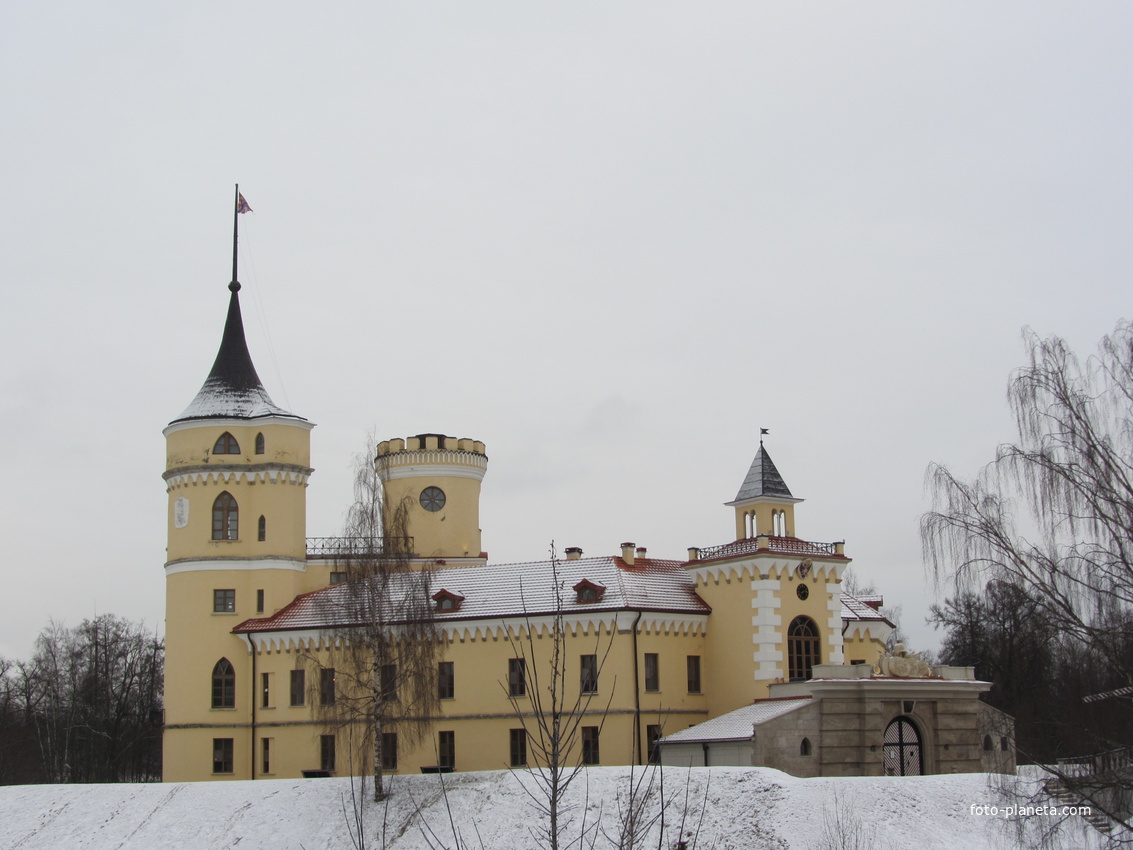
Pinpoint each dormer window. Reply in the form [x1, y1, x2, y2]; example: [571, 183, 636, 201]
[432, 589, 465, 613]
[214, 432, 240, 454]
[573, 579, 606, 604]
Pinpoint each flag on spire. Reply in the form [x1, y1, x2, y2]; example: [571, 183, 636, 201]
[236, 194, 252, 214]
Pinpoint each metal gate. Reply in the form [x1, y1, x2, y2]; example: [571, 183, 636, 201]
[883, 717, 923, 776]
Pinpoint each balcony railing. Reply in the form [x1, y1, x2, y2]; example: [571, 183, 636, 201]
[695, 535, 842, 562]
[306, 537, 414, 558]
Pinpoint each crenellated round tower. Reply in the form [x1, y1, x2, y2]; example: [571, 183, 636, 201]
[376, 434, 487, 561]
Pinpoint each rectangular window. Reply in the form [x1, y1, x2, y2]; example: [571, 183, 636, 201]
[582, 726, 600, 765]
[438, 662, 455, 700]
[330, 571, 347, 586]
[256, 589, 265, 613]
[380, 664, 398, 702]
[320, 668, 336, 706]
[646, 724, 662, 764]
[644, 653, 660, 692]
[510, 728, 527, 767]
[382, 732, 398, 771]
[290, 669, 305, 706]
[213, 738, 234, 774]
[261, 673, 271, 708]
[213, 589, 235, 613]
[508, 658, 526, 697]
[686, 655, 701, 694]
[580, 654, 598, 694]
[438, 731, 455, 770]
[320, 734, 336, 772]
[262, 737, 271, 774]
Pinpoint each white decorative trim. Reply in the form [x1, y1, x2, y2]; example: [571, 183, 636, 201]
[724, 494, 804, 508]
[165, 467, 312, 490]
[165, 558, 308, 575]
[241, 611, 708, 645]
[242, 629, 342, 654]
[163, 416, 316, 437]
[843, 620, 894, 642]
[751, 578, 783, 681]
[377, 457, 488, 482]
[825, 590, 846, 664]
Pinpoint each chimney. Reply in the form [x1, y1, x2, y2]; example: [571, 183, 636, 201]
[636, 547, 647, 561]
[687, 547, 700, 562]
[565, 547, 583, 561]
[620, 542, 635, 566]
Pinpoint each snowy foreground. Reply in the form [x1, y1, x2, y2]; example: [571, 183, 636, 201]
[0, 767, 1113, 850]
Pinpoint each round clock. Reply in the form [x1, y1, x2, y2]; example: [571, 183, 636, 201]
[796, 583, 809, 601]
[420, 486, 446, 512]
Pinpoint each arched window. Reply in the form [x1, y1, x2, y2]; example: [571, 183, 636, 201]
[212, 492, 238, 540]
[255, 433, 265, 454]
[213, 432, 240, 454]
[883, 717, 923, 776]
[800, 737, 812, 756]
[258, 515, 266, 541]
[212, 658, 235, 708]
[787, 616, 820, 681]
[983, 735, 993, 752]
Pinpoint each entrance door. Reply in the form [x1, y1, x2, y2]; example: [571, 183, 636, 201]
[883, 717, 923, 776]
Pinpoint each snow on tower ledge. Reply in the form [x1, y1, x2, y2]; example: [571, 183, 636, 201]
[170, 282, 305, 424]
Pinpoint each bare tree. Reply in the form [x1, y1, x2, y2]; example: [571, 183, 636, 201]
[923, 322, 1133, 828]
[2, 616, 163, 784]
[503, 543, 616, 850]
[308, 434, 444, 803]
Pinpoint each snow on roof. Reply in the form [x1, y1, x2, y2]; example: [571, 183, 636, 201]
[659, 698, 812, 744]
[841, 591, 894, 625]
[234, 555, 711, 633]
[170, 286, 305, 424]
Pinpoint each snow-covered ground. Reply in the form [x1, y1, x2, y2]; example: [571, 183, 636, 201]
[0, 767, 1113, 850]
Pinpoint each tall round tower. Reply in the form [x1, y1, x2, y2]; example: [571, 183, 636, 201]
[376, 434, 487, 562]
[162, 277, 314, 782]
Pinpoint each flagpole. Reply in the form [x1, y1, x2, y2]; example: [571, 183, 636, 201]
[230, 183, 241, 292]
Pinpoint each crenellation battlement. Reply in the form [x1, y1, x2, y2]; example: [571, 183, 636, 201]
[377, 433, 486, 458]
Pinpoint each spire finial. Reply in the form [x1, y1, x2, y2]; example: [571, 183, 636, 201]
[230, 184, 252, 293]
[760, 427, 769, 447]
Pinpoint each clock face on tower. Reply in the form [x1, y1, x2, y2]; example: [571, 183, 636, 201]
[420, 486, 446, 512]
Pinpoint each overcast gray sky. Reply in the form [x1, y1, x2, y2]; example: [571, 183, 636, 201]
[2, 2, 1130, 659]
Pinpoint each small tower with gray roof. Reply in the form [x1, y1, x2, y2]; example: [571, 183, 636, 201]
[725, 441, 803, 540]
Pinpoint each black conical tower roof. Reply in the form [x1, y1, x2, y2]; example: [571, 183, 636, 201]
[733, 444, 794, 502]
[170, 282, 303, 424]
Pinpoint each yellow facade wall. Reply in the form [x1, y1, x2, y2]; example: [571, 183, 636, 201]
[165, 615, 710, 782]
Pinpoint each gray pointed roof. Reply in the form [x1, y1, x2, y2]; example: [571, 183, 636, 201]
[733, 444, 794, 502]
[170, 283, 304, 425]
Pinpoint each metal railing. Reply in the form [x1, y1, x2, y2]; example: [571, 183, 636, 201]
[306, 537, 414, 557]
[696, 535, 840, 562]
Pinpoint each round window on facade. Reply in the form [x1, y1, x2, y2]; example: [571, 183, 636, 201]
[420, 486, 446, 512]
[796, 583, 809, 601]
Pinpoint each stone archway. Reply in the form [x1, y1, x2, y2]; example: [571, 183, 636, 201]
[883, 716, 923, 776]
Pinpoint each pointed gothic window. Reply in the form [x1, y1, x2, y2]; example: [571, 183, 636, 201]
[212, 492, 238, 540]
[258, 515, 266, 541]
[213, 432, 240, 454]
[255, 432, 265, 454]
[787, 616, 820, 681]
[212, 658, 235, 708]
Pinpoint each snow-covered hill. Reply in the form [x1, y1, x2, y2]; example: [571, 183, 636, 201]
[0, 767, 1110, 850]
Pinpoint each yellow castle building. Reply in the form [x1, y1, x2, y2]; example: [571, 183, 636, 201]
[162, 262, 1009, 783]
